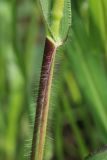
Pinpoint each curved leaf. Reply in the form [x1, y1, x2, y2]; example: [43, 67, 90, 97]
[86, 148, 107, 160]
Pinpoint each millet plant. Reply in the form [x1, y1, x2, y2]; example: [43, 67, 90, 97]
[29, 0, 107, 160]
[30, 0, 71, 160]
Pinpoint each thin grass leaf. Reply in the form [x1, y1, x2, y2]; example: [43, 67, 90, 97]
[89, 0, 107, 53]
[62, 91, 88, 158]
[66, 12, 107, 134]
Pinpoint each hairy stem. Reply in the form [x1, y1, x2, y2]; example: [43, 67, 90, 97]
[30, 37, 57, 160]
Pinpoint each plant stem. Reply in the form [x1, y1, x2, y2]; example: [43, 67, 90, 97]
[30, 37, 57, 160]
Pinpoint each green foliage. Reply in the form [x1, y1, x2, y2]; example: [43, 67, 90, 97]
[89, 0, 107, 52]
[86, 148, 107, 160]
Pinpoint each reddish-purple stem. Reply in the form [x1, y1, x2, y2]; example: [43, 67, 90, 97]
[30, 38, 56, 160]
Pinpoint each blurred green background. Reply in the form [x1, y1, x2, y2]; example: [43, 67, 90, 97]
[0, 0, 107, 159]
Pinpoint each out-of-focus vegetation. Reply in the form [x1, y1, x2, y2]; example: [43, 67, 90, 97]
[0, 0, 107, 160]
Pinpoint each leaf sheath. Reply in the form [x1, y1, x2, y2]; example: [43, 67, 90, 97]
[30, 37, 56, 160]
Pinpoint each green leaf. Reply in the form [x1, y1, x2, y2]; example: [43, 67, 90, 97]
[86, 148, 107, 160]
[40, 0, 72, 43]
[89, 0, 107, 52]
[66, 13, 107, 133]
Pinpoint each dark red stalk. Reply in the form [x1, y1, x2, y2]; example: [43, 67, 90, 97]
[30, 37, 56, 160]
